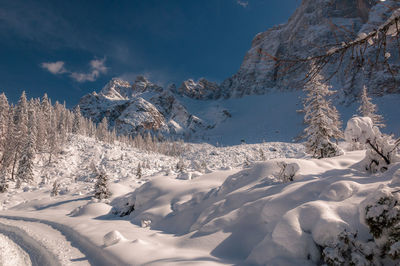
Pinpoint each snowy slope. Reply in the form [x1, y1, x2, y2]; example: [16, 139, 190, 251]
[0, 134, 304, 265]
[0, 133, 399, 265]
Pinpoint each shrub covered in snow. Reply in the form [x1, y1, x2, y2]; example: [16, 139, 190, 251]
[345, 116, 400, 172]
[322, 186, 400, 265]
[176, 157, 186, 173]
[363, 187, 400, 260]
[322, 230, 376, 266]
[276, 162, 299, 182]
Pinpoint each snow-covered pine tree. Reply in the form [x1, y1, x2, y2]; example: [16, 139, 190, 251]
[0, 107, 15, 177]
[96, 117, 109, 142]
[0, 93, 9, 155]
[15, 104, 37, 186]
[0, 168, 8, 193]
[72, 105, 82, 134]
[176, 157, 185, 173]
[15, 132, 35, 187]
[94, 170, 111, 200]
[136, 163, 142, 179]
[358, 86, 385, 128]
[302, 73, 343, 158]
[54, 101, 68, 146]
[51, 180, 60, 196]
[47, 106, 59, 164]
[40, 93, 52, 151]
[11, 92, 29, 180]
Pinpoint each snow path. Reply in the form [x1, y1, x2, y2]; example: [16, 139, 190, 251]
[0, 216, 127, 266]
[0, 233, 32, 266]
[0, 222, 60, 266]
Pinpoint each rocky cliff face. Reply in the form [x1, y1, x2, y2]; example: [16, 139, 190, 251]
[174, 78, 221, 100]
[221, 0, 400, 100]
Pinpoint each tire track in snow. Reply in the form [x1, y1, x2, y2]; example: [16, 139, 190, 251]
[0, 215, 128, 266]
[0, 222, 60, 266]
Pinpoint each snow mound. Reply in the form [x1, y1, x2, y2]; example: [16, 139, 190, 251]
[103, 230, 126, 247]
[319, 181, 359, 201]
[69, 202, 112, 217]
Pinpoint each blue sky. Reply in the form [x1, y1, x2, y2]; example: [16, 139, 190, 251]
[0, 0, 300, 106]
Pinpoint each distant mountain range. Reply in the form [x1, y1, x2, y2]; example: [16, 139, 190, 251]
[78, 0, 400, 144]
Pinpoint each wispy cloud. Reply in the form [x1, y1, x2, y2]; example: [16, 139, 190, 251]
[40, 61, 67, 74]
[41, 58, 108, 82]
[236, 0, 249, 8]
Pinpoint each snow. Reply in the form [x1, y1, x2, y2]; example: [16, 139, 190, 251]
[0, 132, 399, 265]
[0, 234, 31, 266]
[103, 230, 126, 247]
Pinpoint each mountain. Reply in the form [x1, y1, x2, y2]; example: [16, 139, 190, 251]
[221, 0, 400, 99]
[78, 0, 400, 143]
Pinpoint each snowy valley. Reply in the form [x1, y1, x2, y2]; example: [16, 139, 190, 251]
[1, 0, 400, 265]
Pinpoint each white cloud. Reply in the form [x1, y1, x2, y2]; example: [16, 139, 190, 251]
[41, 58, 108, 83]
[41, 61, 67, 74]
[70, 58, 108, 82]
[236, 0, 249, 8]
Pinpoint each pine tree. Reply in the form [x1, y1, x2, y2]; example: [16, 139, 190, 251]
[302, 74, 343, 158]
[0, 93, 9, 155]
[94, 170, 111, 200]
[15, 132, 35, 187]
[136, 163, 142, 179]
[51, 180, 60, 196]
[11, 92, 29, 180]
[0, 107, 15, 176]
[358, 86, 385, 128]
[0, 169, 8, 193]
[72, 105, 82, 134]
[96, 117, 109, 142]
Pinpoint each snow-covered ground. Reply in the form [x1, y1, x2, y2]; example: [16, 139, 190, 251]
[0, 135, 399, 265]
[180, 91, 400, 145]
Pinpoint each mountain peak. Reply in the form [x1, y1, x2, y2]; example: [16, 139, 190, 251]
[100, 78, 132, 100]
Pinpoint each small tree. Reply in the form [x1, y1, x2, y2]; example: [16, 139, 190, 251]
[176, 158, 185, 173]
[94, 170, 111, 200]
[358, 86, 385, 128]
[51, 180, 60, 196]
[0, 170, 8, 193]
[302, 73, 343, 158]
[136, 163, 142, 179]
[259, 148, 266, 161]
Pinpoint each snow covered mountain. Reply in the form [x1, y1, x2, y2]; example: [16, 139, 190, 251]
[79, 77, 207, 138]
[78, 0, 400, 143]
